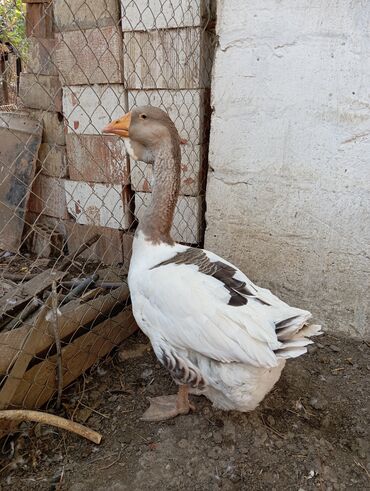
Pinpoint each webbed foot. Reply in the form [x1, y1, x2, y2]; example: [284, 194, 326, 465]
[141, 386, 195, 421]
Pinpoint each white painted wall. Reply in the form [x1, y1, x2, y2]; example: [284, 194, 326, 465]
[205, 0, 370, 338]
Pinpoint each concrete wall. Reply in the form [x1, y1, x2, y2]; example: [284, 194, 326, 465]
[205, 0, 370, 338]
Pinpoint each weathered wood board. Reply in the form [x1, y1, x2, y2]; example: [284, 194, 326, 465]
[0, 112, 42, 252]
[0, 284, 129, 375]
[123, 28, 212, 89]
[28, 175, 69, 219]
[0, 269, 65, 319]
[37, 142, 67, 178]
[62, 85, 126, 135]
[24, 37, 58, 76]
[66, 134, 129, 184]
[10, 309, 137, 409]
[25, 1, 53, 38]
[19, 73, 62, 112]
[64, 179, 129, 230]
[53, 0, 120, 32]
[27, 109, 66, 146]
[64, 221, 124, 264]
[55, 26, 123, 85]
[121, 0, 212, 30]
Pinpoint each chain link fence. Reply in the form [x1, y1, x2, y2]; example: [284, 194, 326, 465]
[0, 0, 215, 421]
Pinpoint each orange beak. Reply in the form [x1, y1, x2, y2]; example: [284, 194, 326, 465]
[102, 112, 131, 137]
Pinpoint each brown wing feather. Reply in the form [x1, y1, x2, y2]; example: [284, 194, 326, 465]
[151, 249, 271, 307]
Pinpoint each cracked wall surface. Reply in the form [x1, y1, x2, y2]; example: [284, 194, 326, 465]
[205, 0, 370, 338]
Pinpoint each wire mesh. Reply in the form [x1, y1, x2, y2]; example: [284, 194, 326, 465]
[0, 0, 215, 414]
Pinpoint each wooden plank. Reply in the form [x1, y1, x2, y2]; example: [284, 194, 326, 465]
[0, 56, 9, 104]
[53, 0, 120, 32]
[10, 308, 137, 409]
[135, 193, 203, 244]
[24, 212, 66, 259]
[28, 175, 69, 219]
[24, 37, 58, 76]
[27, 109, 66, 145]
[26, 2, 53, 38]
[0, 112, 42, 252]
[122, 232, 134, 273]
[121, 0, 211, 31]
[37, 143, 67, 178]
[55, 26, 123, 85]
[64, 180, 130, 230]
[64, 221, 124, 265]
[0, 297, 53, 409]
[66, 134, 129, 184]
[0, 269, 65, 318]
[62, 85, 126, 135]
[19, 73, 62, 112]
[123, 28, 212, 89]
[0, 284, 129, 374]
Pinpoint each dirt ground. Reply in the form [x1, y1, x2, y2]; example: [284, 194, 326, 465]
[0, 331, 369, 490]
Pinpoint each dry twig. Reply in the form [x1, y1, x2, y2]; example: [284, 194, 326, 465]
[0, 410, 102, 444]
[48, 279, 63, 409]
[354, 458, 370, 479]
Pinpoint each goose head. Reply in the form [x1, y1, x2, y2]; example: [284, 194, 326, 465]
[102, 105, 182, 164]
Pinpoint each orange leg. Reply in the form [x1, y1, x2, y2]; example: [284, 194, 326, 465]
[141, 385, 195, 422]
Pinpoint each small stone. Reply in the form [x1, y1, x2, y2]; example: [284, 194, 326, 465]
[118, 343, 150, 361]
[141, 368, 153, 379]
[207, 447, 222, 459]
[267, 415, 275, 426]
[354, 424, 366, 435]
[309, 396, 327, 410]
[329, 345, 340, 353]
[321, 414, 331, 428]
[213, 431, 223, 444]
[97, 366, 107, 376]
[254, 430, 268, 447]
[177, 439, 188, 449]
[262, 471, 276, 484]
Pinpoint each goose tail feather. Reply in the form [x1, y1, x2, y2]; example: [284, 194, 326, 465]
[275, 312, 323, 360]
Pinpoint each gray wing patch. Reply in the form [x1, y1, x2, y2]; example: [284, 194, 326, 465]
[151, 248, 271, 307]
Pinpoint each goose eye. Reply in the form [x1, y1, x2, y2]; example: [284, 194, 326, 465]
[140, 114, 147, 120]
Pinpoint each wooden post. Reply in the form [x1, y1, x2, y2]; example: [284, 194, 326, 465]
[23, 0, 53, 39]
[0, 54, 9, 104]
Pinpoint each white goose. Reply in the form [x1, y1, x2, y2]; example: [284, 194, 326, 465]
[103, 107, 322, 421]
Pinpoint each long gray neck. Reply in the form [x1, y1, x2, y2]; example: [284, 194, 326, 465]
[138, 143, 180, 244]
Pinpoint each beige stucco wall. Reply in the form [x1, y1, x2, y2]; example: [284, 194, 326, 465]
[205, 0, 370, 338]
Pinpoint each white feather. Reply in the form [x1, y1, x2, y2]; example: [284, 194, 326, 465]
[128, 231, 322, 412]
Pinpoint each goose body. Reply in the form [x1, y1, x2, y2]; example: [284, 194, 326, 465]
[128, 231, 320, 412]
[103, 106, 322, 419]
